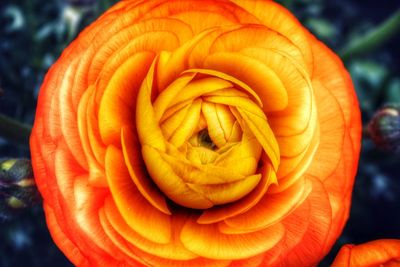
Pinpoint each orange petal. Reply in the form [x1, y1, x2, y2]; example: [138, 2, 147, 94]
[204, 52, 288, 112]
[239, 47, 316, 158]
[310, 37, 362, 174]
[231, 0, 313, 74]
[105, 145, 172, 244]
[77, 86, 107, 187]
[88, 17, 193, 87]
[141, 0, 249, 25]
[44, 204, 90, 267]
[210, 25, 307, 72]
[321, 131, 356, 252]
[98, 51, 154, 146]
[54, 141, 86, 209]
[86, 86, 107, 166]
[310, 37, 361, 130]
[58, 59, 88, 169]
[228, 254, 265, 267]
[101, 203, 232, 267]
[156, 30, 216, 90]
[104, 197, 196, 260]
[261, 193, 311, 266]
[272, 124, 320, 193]
[270, 177, 332, 266]
[306, 80, 345, 179]
[73, 178, 122, 261]
[331, 239, 400, 267]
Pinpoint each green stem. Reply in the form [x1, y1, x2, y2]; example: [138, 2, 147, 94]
[340, 9, 400, 60]
[0, 114, 32, 146]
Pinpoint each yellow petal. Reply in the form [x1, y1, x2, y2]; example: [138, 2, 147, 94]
[153, 72, 196, 122]
[187, 174, 262, 205]
[161, 103, 193, 140]
[197, 162, 277, 224]
[186, 145, 219, 164]
[183, 68, 263, 107]
[169, 99, 203, 147]
[168, 77, 233, 109]
[136, 58, 167, 151]
[214, 133, 261, 177]
[121, 126, 170, 215]
[160, 151, 246, 185]
[236, 107, 280, 171]
[180, 218, 285, 260]
[201, 102, 228, 148]
[142, 145, 213, 209]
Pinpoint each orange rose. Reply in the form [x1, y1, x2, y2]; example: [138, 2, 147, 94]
[30, 0, 361, 266]
[332, 239, 400, 267]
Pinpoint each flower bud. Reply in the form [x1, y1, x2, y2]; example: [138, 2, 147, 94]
[367, 105, 400, 153]
[0, 158, 41, 220]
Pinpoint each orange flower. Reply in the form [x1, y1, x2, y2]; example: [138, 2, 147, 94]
[30, 0, 361, 266]
[332, 239, 400, 266]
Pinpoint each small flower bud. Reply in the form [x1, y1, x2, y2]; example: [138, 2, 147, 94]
[0, 158, 41, 220]
[367, 105, 400, 153]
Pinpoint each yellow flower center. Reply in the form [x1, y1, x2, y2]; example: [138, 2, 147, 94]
[135, 54, 280, 209]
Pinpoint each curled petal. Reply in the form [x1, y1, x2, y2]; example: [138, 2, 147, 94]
[332, 239, 400, 267]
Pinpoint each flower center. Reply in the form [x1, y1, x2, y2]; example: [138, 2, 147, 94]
[136, 59, 280, 209]
[198, 129, 217, 150]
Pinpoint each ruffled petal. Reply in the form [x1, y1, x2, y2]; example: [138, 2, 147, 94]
[121, 126, 170, 215]
[181, 218, 285, 260]
[222, 178, 311, 232]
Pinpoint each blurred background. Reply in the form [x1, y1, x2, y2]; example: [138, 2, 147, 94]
[0, 0, 399, 266]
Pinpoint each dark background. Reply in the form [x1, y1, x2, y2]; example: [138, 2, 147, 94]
[0, 0, 399, 266]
